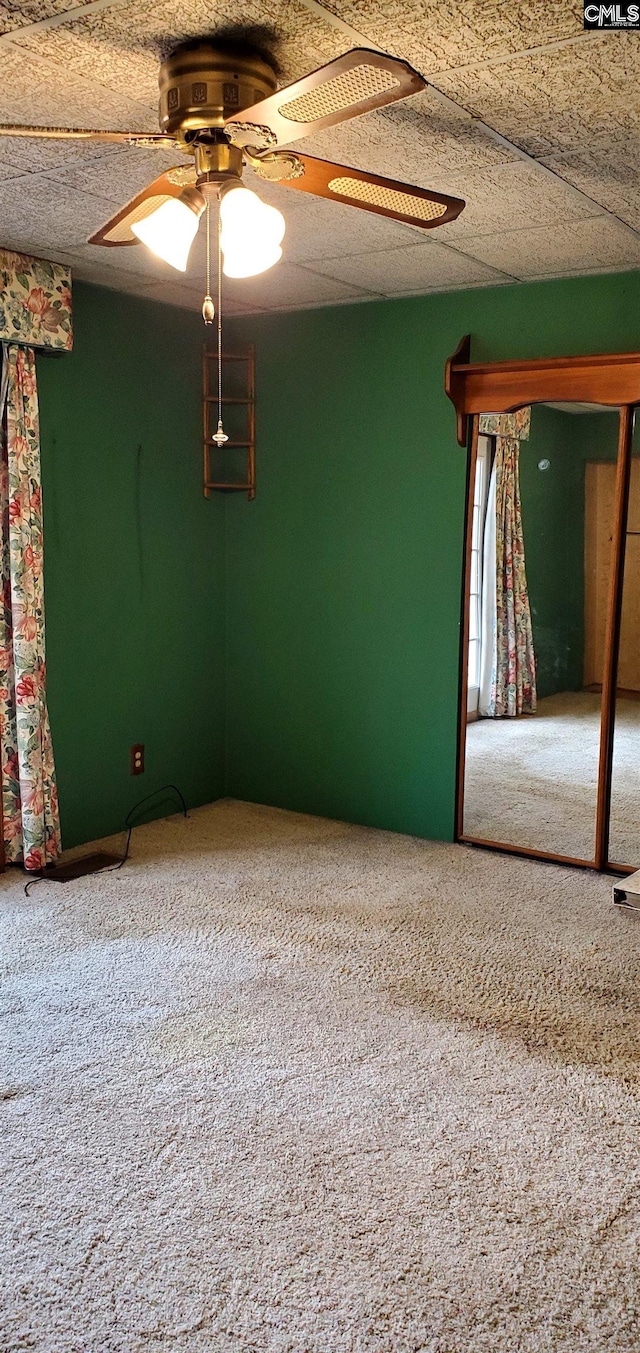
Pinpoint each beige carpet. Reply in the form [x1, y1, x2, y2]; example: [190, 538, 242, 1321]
[2, 799, 640, 1352]
[464, 691, 640, 864]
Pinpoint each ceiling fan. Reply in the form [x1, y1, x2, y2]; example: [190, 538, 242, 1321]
[1, 37, 466, 450]
[0, 37, 465, 278]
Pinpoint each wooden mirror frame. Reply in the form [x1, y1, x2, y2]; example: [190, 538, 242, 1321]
[446, 336, 640, 874]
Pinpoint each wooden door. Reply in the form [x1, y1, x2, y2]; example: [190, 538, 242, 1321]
[585, 459, 640, 691]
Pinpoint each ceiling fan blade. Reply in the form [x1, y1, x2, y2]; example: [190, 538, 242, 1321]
[225, 48, 425, 148]
[88, 166, 196, 246]
[0, 124, 176, 147]
[276, 154, 464, 230]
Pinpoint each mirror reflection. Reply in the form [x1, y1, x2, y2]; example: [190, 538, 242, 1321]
[462, 401, 621, 861]
[608, 420, 640, 868]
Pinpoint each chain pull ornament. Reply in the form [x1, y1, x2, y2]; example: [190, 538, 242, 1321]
[202, 198, 215, 325]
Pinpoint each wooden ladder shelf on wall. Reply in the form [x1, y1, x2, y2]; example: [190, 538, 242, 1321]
[202, 344, 256, 499]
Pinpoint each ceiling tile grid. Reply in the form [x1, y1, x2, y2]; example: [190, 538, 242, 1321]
[541, 137, 640, 231]
[0, 0, 639, 312]
[318, 0, 586, 75]
[434, 33, 640, 157]
[454, 216, 640, 281]
[428, 160, 605, 241]
[307, 238, 514, 294]
[0, 0, 95, 37]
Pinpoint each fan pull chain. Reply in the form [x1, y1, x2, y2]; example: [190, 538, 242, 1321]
[202, 199, 215, 325]
[211, 199, 228, 448]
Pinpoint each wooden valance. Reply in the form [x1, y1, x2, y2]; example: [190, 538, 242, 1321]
[445, 335, 640, 446]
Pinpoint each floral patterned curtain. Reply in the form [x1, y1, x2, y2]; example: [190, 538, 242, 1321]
[485, 434, 537, 717]
[0, 344, 61, 868]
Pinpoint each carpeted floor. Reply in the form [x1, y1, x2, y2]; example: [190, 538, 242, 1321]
[2, 799, 640, 1352]
[464, 691, 640, 864]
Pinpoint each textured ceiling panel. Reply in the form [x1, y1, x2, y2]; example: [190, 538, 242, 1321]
[0, 174, 126, 253]
[0, 1, 640, 309]
[542, 138, 640, 231]
[0, 157, 32, 181]
[70, 237, 185, 280]
[310, 239, 513, 295]
[456, 217, 640, 280]
[430, 161, 604, 241]
[0, 42, 153, 130]
[319, 0, 585, 74]
[222, 259, 375, 309]
[42, 145, 192, 203]
[301, 93, 518, 187]
[435, 34, 640, 157]
[0, 134, 123, 172]
[0, 0, 96, 36]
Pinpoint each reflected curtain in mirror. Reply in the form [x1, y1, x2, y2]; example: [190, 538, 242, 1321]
[478, 409, 536, 718]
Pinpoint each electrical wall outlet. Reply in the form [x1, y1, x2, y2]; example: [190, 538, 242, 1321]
[130, 743, 145, 776]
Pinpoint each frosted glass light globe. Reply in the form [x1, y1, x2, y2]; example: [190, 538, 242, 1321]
[220, 186, 285, 279]
[132, 190, 204, 271]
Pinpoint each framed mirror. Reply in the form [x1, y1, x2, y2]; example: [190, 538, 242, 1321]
[446, 340, 640, 872]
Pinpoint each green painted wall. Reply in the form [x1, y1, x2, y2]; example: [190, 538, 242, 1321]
[32, 268, 640, 853]
[226, 270, 640, 842]
[36, 282, 226, 849]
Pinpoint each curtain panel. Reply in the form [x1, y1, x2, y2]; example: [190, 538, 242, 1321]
[479, 408, 531, 441]
[478, 407, 537, 719]
[0, 345, 61, 868]
[491, 435, 537, 717]
[0, 249, 72, 350]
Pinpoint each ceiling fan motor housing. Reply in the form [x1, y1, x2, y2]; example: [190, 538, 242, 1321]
[159, 42, 278, 143]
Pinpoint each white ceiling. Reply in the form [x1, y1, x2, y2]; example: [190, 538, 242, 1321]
[1, 0, 640, 315]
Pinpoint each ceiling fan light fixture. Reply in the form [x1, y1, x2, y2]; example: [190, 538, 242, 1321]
[131, 185, 205, 270]
[219, 184, 285, 279]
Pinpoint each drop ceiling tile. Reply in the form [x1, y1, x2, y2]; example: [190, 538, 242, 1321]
[59, 257, 166, 294]
[455, 216, 640, 279]
[434, 32, 640, 157]
[9, 17, 161, 106]
[300, 91, 518, 187]
[0, 173, 130, 254]
[222, 260, 377, 311]
[309, 240, 513, 294]
[542, 137, 640, 231]
[0, 0, 96, 36]
[431, 160, 604, 242]
[66, 240, 182, 282]
[319, 0, 585, 75]
[42, 144, 192, 203]
[0, 42, 155, 130]
[0, 136, 124, 172]
[0, 157, 31, 180]
[114, 279, 265, 313]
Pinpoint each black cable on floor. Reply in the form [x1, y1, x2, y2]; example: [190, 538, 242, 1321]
[23, 783, 188, 896]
